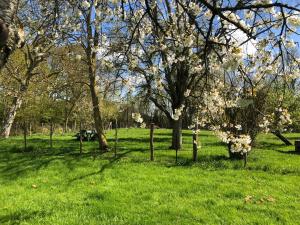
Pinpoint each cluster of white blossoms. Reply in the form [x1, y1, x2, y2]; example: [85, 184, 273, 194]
[81, 1, 91, 9]
[276, 108, 292, 128]
[230, 135, 252, 154]
[172, 105, 185, 121]
[287, 15, 300, 27]
[258, 108, 292, 133]
[222, 46, 243, 71]
[259, 116, 271, 133]
[132, 113, 146, 128]
[216, 131, 252, 154]
[184, 89, 191, 97]
[88, 0, 300, 156]
[201, 80, 240, 119]
[197, 83, 253, 154]
[222, 11, 249, 30]
[75, 54, 82, 61]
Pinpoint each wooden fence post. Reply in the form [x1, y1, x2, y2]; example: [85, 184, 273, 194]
[50, 121, 54, 150]
[193, 123, 199, 162]
[295, 140, 300, 152]
[115, 119, 118, 158]
[244, 152, 248, 167]
[79, 119, 83, 154]
[29, 122, 32, 136]
[23, 121, 27, 152]
[150, 123, 154, 161]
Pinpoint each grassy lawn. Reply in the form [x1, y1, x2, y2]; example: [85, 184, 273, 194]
[0, 129, 299, 225]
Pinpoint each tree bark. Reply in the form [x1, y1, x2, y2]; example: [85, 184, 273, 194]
[73, 120, 77, 131]
[1, 95, 23, 138]
[150, 123, 154, 161]
[23, 122, 27, 152]
[88, 67, 108, 151]
[192, 124, 198, 162]
[84, 5, 109, 152]
[114, 119, 118, 158]
[29, 122, 32, 136]
[64, 116, 69, 134]
[50, 121, 54, 150]
[271, 130, 292, 146]
[79, 119, 83, 154]
[170, 118, 183, 150]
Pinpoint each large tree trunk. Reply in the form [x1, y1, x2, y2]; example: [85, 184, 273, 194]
[85, 7, 108, 152]
[170, 118, 183, 150]
[1, 95, 23, 138]
[88, 66, 108, 152]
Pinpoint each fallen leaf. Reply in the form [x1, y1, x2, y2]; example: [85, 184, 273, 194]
[244, 195, 253, 203]
[256, 198, 265, 204]
[267, 196, 276, 202]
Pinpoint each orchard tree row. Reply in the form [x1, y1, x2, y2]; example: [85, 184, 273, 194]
[0, 0, 300, 157]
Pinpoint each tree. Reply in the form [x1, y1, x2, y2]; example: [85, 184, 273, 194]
[122, 0, 300, 151]
[123, 1, 207, 149]
[59, 0, 125, 151]
[0, 0, 59, 138]
[0, 0, 25, 68]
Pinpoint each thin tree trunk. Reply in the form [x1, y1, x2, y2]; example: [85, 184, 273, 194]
[1, 96, 23, 138]
[29, 122, 32, 136]
[192, 123, 198, 162]
[79, 120, 83, 154]
[64, 117, 69, 134]
[170, 118, 183, 150]
[150, 123, 154, 161]
[114, 119, 118, 158]
[73, 120, 77, 132]
[126, 107, 129, 128]
[50, 121, 54, 150]
[23, 122, 27, 152]
[244, 153, 248, 167]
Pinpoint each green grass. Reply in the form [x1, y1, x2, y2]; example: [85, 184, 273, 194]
[0, 129, 299, 225]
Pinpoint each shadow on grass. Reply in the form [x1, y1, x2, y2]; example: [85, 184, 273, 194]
[275, 150, 300, 155]
[202, 142, 227, 148]
[1, 134, 300, 182]
[116, 137, 171, 143]
[164, 154, 231, 168]
[256, 141, 287, 149]
[0, 210, 48, 224]
[68, 149, 145, 183]
[153, 132, 212, 138]
[0, 139, 99, 181]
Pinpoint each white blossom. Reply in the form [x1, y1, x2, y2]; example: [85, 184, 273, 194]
[184, 89, 191, 97]
[132, 113, 143, 124]
[172, 105, 185, 121]
[82, 1, 91, 9]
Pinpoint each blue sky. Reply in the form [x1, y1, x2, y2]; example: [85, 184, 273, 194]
[281, 0, 300, 43]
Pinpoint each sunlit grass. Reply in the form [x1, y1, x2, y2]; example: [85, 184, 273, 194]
[0, 129, 299, 224]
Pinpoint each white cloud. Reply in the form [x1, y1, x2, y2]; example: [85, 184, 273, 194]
[229, 25, 257, 56]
